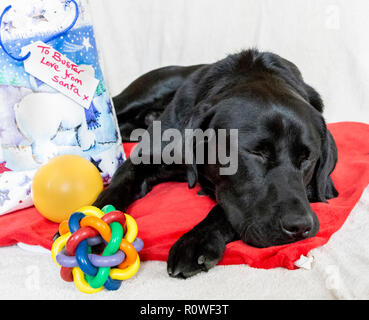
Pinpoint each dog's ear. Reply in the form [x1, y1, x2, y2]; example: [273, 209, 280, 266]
[302, 85, 338, 202]
[186, 103, 216, 188]
[307, 127, 338, 202]
[303, 83, 324, 113]
[186, 164, 198, 189]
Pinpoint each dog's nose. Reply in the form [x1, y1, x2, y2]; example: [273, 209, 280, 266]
[280, 214, 313, 240]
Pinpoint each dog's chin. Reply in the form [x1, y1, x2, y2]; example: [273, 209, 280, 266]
[243, 225, 320, 248]
[241, 228, 275, 248]
[242, 228, 300, 248]
[244, 236, 299, 248]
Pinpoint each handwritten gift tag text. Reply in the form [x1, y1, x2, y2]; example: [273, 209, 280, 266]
[22, 41, 99, 109]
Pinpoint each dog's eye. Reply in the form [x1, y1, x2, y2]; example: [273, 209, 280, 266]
[247, 150, 267, 161]
[300, 157, 311, 168]
[297, 153, 312, 169]
[295, 146, 311, 168]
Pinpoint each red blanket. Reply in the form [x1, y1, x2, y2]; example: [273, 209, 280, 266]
[1, 122, 368, 269]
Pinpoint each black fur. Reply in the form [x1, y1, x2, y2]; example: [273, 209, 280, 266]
[94, 49, 338, 278]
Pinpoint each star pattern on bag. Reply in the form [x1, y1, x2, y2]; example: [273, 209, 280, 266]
[117, 152, 124, 166]
[90, 156, 103, 172]
[0, 189, 10, 206]
[0, 162, 11, 173]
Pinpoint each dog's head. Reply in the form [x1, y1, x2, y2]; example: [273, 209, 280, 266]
[187, 54, 338, 248]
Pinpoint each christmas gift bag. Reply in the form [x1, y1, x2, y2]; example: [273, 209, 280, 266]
[0, 0, 124, 215]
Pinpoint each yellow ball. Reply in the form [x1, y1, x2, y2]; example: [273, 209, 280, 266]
[32, 155, 104, 223]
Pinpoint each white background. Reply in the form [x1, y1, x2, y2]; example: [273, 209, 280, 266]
[89, 0, 369, 124]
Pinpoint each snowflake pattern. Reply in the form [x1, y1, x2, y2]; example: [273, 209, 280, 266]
[30, 7, 48, 22]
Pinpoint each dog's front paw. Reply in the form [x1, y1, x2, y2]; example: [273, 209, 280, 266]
[167, 230, 225, 279]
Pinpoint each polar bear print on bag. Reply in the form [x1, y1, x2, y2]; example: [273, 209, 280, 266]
[14, 91, 97, 164]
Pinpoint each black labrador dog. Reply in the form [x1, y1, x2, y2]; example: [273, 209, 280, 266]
[94, 49, 338, 278]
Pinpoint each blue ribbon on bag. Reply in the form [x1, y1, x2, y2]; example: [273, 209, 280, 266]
[0, 0, 79, 62]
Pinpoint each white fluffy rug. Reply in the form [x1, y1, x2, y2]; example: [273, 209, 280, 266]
[1, 185, 368, 300]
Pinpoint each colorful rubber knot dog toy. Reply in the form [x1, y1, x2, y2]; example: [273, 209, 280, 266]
[51, 204, 144, 294]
